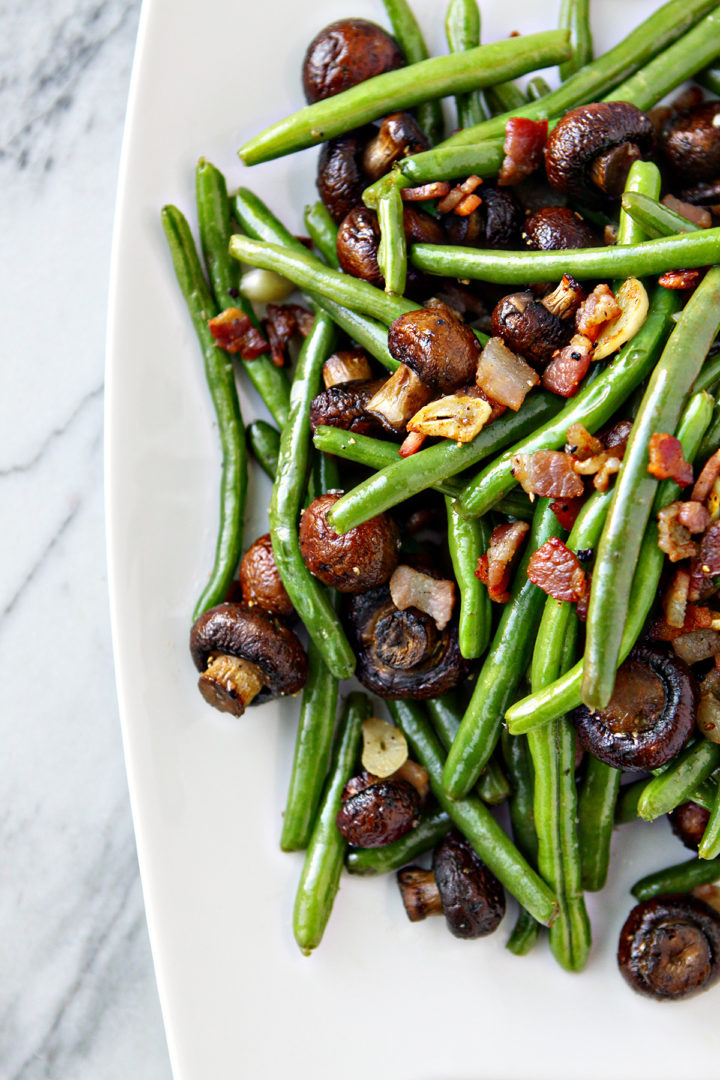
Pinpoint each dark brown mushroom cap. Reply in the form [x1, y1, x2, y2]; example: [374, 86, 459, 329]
[387, 306, 481, 393]
[239, 534, 293, 618]
[545, 102, 655, 204]
[669, 801, 711, 852]
[346, 585, 469, 699]
[524, 206, 599, 251]
[491, 291, 573, 367]
[317, 132, 370, 224]
[433, 833, 505, 939]
[660, 102, 720, 183]
[569, 645, 697, 772]
[402, 206, 446, 246]
[336, 777, 421, 847]
[302, 18, 404, 104]
[336, 206, 384, 286]
[618, 895, 720, 1000]
[310, 378, 388, 437]
[443, 185, 523, 250]
[189, 602, 307, 702]
[299, 492, 400, 593]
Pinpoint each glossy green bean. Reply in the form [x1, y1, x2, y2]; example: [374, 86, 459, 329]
[697, 403, 720, 463]
[638, 742, 720, 821]
[327, 393, 562, 534]
[425, 695, 509, 806]
[558, 0, 593, 80]
[446, 500, 491, 660]
[507, 909, 542, 955]
[394, 140, 506, 186]
[578, 758, 620, 892]
[388, 699, 558, 925]
[377, 177, 407, 295]
[484, 80, 526, 116]
[161, 205, 248, 621]
[456, 284, 679, 520]
[310, 445, 341, 501]
[443, 500, 563, 800]
[304, 202, 340, 267]
[699, 786, 720, 860]
[281, 639, 340, 851]
[620, 191, 702, 239]
[346, 807, 452, 875]
[613, 775, 717, 824]
[631, 855, 720, 901]
[382, 0, 444, 144]
[525, 76, 552, 101]
[615, 161, 662, 248]
[698, 64, 720, 95]
[238, 31, 571, 164]
[445, 0, 487, 129]
[501, 727, 541, 954]
[477, 755, 512, 806]
[293, 693, 370, 953]
[695, 354, 720, 396]
[247, 419, 280, 479]
[582, 270, 720, 710]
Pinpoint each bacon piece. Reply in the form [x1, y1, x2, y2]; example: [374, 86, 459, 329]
[550, 497, 586, 530]
[475, 520, 529, 603]
[678, 501, 712, 534]
[264, 303, 314, 366]
[575, 284, 622, 342]
[673, 629, 720, 665]
[498, 117, 548, 186]
[692, 450, 720, 503]
[455, 193, 482, 216]
[389, 565, 456, 630]
[513, 450, 585, 499]
[398, 430, 426, 457]
[565, 423, 603, 461]
[647, 433, 693, 486]
[650, 603, 720, 641]
[657, 503, 698, 562]
[576, 574, 591, 621]
[527, 537, 587, 602]
[400, 181, 452, 202]
[662, 194, 712, 229]
[659, 269, 703, 290]
[207, 307, 269, 358]
[436, 175, 483, 214]
[542, 338, 592, 397]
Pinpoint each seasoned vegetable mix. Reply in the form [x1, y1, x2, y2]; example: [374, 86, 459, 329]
[164, 0, 720, 1000]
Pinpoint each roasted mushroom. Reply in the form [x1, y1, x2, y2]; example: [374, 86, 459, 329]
[660, 101, 720, 183]
[190, 602, 307, 716]
[443, 184, 523, 249]
[310, 378, 388, 437]
[322, 348, 373, 389]
[317, 132, 370, 223]
[397, 832, 505, 938]
[669, 800, 711, 852]
[387, 304, 482, 393]
[346, 584, 469, 699]
[239, 533, 293, 617]
[544, 102, 655, 203]
[336, 772, 421, 847]
[491, 291, 573, 367]
[302, 19, 404, 104]
[299, 492, 400, 593]
[618, 895, 720, 1000]
[524, 206, 599, 251]
[569, 645, 697, 771]
[363, 112, 430, 182]
[336, 206, 384, 286]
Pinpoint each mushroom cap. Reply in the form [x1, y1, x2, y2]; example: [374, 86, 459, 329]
[618, 895, 720, 1000]
[336, 777, 421, 847]
[336, 206, 384, 287]
[433, 833, 505, 939]
[524, 206, 599, 251]
[189, 602, 307, 702]
[299, 492, 400, 593]
[310, 378, 387, 438]
[302, 19, 404, 104]
[387, 306, 482, 393]
[491, 291, 572, 367]
[660, 102, 720, 183]
[445, 185, 523, 250]
[239, 534, 294, 618]
[317, 131, 371, 224]
[669, 801, 711, 852]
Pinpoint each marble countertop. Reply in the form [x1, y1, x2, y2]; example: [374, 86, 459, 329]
[2, 0, 171, 1075]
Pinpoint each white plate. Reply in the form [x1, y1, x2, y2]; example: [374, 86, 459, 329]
[106, 2, 720, 1077]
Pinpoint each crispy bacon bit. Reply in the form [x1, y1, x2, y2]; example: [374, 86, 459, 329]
[657, 503, 698, 563]
[663, 567, 691, 629]
[400, 181, 452, 202]
[576, 575, 591, 621]
[575, 284, 622, 342]
[263, 303, 314, 366]
[207, 307, 269, 358]
[662, 194, 713, 229]
[436, 175, 483, 214]
[498, 117, 548, 186]
[565, 423, 603, 460]
[527, 537, 587, 602]
[689, 523, 720, 601]
[513, 451, 585, 499]
[678, 501, 712, 534]
[647, 433, 693, 486]
[692, 450, 720, 503]
[455, 193, 482, 216]
[550, 497, 585, 530]
[398, 430, 426, 457]
[475, 520, 529, 603]
[542, 341, 591, 398]
[650, 603, 720, 641]
[476, 337, 539, 411]
[659, 269, 703, 290]
[389, 565, 456, 630]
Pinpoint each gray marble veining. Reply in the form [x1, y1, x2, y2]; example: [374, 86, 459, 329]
[2, 0, 171, 1076]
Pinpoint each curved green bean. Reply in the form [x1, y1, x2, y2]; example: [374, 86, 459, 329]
[558, 0, 593, 81]
[616, 777, 717, 825]
[526, 75, 552, 101]
[394, 140, 506, 186]
[382, 0, 444, 144]
[445, 0, 487, 129]
[578, 757, 621, 892]
[376, 176, 407, 295]
[620, 191, 702, 239]
[699, 786, 720, 860]
[346, 807, 452, 875]
[632, 855, 720, 901]
[615, 161, 662, 248]
[507, 909, 542, 955]
[247, 419, 280, 479]
[446, 500, 491, 660]
[304, 202, 339, 267]
[638, 742, 720, 821]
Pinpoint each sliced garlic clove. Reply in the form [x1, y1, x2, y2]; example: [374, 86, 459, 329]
[361, 716, 408, 778]
[593, 277, 649, 361]
[407, 394, 492, 443]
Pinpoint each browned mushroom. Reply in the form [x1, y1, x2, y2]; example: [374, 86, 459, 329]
[362, 112, 429, 182]
[336, 773, 421, 847]
[669, 800, 711, 851]
[310, 378, 388, 437]
[491, 291, 573, 367]
[443, 184, 523, 249]
[189, 602, 307, 716]
[322, 349, 373, 389]
[397, 833, 505, 938]
[317, 132, 371, 224]
[302, 19, 404, 104]
[239, 534, 293, 618]
[545, 102, 655, 203]
[660, 102, 720, 183]
[618, 895, 720, 1000]
[524, 206, 599, 250]
[387, 304, 482, 393]
[299, 492, 400, 593]
[336, 206, 384, 286]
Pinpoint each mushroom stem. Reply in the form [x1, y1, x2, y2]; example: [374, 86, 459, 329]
[198, 653, 266, 717]
[397, 867, 444, 921]
[590, 142, 642, 197]
[541, 274, 585, 320]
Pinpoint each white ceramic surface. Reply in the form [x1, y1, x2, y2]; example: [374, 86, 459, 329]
[106, 2, 720, 1078]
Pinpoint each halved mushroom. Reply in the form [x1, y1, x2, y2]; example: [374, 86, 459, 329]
[397, 832, 505, 938]
[299, 492, 400, 593]
[317, 132, 371, 224]
[545, 102, 655, 203]
[302, 19, 404, 104]
[336, 773, 421, 847]
[322, 348, 373, 389]
[239, 533, 293, 617]
[190, 602, 307, 716]
[443, 184, 523, 249]
[660, 102, 720, 184]
[336, 206, 384, 286]
[569, 645, 697, 771]
[669, 800, 711, 852]
[618, 895, 720, 1000]
[387, 304, 482, 393]
[491, 291, 573, 367]
[310, 378, 387, 437]
[524, 206, 599, 250]
[363, 112, 429, 182]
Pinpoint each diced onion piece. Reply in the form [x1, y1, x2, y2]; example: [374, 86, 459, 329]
[476, 337, 539, 411]
[389, 564, 456, 630]
[241, 268, 296, 302]
[672, 629, 720, 665]
[407, 394, 491, 442]
[361, 717, 408, 778]
[664, 568, 690, 629]
[593, 277, 649, 361]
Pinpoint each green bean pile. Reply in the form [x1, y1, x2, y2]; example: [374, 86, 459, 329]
[164, 0, 720, 996]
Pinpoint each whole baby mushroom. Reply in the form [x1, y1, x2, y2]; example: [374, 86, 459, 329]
[190, 602, 307, 717]
[660, 101, 720, 184]
[618, 895, 720, 1000]
[239, 533, 293, 618]
[302, 18, 404, 104]
[299, 492, 400, 593]
[317, 132, 372, 224]
[336, 771, 422, 848]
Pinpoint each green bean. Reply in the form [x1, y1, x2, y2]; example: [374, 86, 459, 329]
[293, 692, 370, 953]
[268, 314, 355, 680]
[699, 785, 720, 860]
[698, 64, 720, 96]
[381, 0, 444, 144]
[484, 80, 526, 116]
[411, 226, 720, 284]
[161, 205, 247, 621]
[388, 699, 558, 925]
[615, 161, 661, 248]
[501, 728, 541, 954]
[445, 0, 487, 129]
[697, 402, 720, 463]
[425, 694, 509, 806]
[376, 176, 407, 295]
[477, 755, 512, 806]
[310, 444, 341, 501]
[346, 807, 452, 875]
[583, 270, 720, 710]
[304, 202, 339, 267]
[620, 191, 702, 239]
[195, 159, 291, 429]
[233, 189, 397, 371]
[456, 284, 680, 520]
[696, 354, 720, 396]
[526, 76, 552, 102]
[238, 31, 571, 164]
[281, 639, 340, 852]
[558, 0, 593, 80]
[247, 419, 280, 479]
[326, 393, 562, 534]
[506, 389, 714, 734]
[616, 776, 716, 824]
[507, 909, 542, 955]
[631, 854, 720, 901]
[394, 140, 506, 187]
[578, 758, 620, 892]
[442, 499, 563, 800]
[446, 500, 491, 660]
[638, 742, 720, 821]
